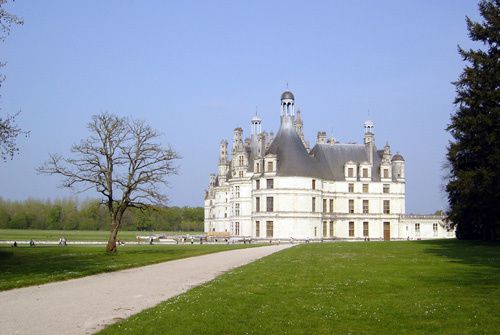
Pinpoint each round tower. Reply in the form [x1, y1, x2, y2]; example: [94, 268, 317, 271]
[392, 153, 405, 181]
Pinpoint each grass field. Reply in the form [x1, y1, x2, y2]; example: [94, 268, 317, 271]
[0, 229, 203, 242]
[99, 240, 500, 335]
[0, 244, 257, 291]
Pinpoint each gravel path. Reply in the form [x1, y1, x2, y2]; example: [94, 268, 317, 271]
[0, 244, 292, 335]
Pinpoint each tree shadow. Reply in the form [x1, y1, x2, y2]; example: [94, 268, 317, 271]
[419, 239, 500, 269]
[416, 239, 500, 290]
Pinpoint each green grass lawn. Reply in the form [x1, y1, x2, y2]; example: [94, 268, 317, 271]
[0, 244, 257, 291]
[99, 240, 500, 335]
[0, 229, 203, 242]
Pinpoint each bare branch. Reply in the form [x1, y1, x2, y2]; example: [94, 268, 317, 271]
[37, 112, 180, 253]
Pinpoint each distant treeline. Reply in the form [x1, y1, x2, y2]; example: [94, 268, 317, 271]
[0, 198, 204, 231]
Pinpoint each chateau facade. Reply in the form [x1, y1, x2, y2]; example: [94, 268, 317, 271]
[204, 91, 452, 240]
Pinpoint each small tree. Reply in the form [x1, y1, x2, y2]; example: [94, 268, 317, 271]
[446, 0, 499, 240]
[38, 113, 180, 252]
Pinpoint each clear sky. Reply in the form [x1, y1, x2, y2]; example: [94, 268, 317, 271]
[0, 1, 481, 213]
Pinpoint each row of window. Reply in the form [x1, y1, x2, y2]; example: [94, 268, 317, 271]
[256, 179, 391, 194]
[412, 223, 439, 236]
[348, 183, 390, 193]
[255, 197, 274, 212]
[255, 178, 274, 190]
[254, 197, 391, 214]
[347, 167, 391, 179]
[255, 161, 274, 173]
[255, 220, 273, 238]
[347, 167, 370, 178]
[348, 199, 390, 214]
[232, 221, 439, 237]
[347, 221, 371, 237]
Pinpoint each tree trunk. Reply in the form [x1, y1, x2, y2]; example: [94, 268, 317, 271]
[106, 220, 120, 253]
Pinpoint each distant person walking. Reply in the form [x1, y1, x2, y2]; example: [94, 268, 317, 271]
[29, 239, 36, 247]
[58, 237, 67, 246]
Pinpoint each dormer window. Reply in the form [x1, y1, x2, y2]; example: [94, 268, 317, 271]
[348, 167, 354, 178]
[239, 155, 244, 166]
[267, 161, 273, 172]
[383, 169, 389, 179]
[362, 168, 368, 178]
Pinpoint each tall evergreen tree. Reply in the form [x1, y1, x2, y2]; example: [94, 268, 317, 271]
[446, 0, 500, 240]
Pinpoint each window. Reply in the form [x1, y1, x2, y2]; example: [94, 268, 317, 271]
[314, 227, 317, 237]
[239, 155, 244, 166]
[256, 179, 260, 190]
[348, 183, 354, 193]
[266, 221, 273, 238]
[415, 223, 420, 233]
[256, 197, 260, 212]
[363, 200, 369, 214]
[329, 221, 334, 237]
[362, 168, 368, 178]
[266, 197, 274, 212]
[349, 199, 354, 213]
[348, 167, 354, 178]
[349, 221, 355, 237]
[383, 168, 389, 179]
[329, 199, 334, 213]
[235, 203, 240, 216]
[323, 221, 328, 237]
[239, 171, 243, 178]
[383, 200, 390, 214]
[266, 179, 274, 189]
[433, 223, 438, 237]
[235, 222, 240, 235]
[256, 163, 260, 173]
[383, 184, 390, 193]
[255, 221, 260, 237]
[235, 186, 240, 198]
[267, 161, 273, 172]
[362, 184, 369, 193]
[323, 199, 327, 213]
[312, 197, 316, 212]
[363, 222, 369, 237]
[312, 179, 316, 190]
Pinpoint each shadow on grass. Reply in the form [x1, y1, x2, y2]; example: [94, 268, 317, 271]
[416, 239, 500, 291]
[0, 244, 249, 291]
[419, 239, 500, 269]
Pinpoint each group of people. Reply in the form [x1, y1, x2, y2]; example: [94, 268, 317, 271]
[58, 237, 67, 246]
[11, 239, 37, 247]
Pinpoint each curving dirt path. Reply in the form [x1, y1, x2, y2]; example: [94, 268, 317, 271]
[0, 244, 292, 335]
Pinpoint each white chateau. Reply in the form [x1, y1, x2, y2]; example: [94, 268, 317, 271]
[204, 91, 453, 241]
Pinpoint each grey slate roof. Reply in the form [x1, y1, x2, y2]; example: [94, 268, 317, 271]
[310, 143, 383, 181]
[266, 116, 325, 178]
[263, 115, 389, 181]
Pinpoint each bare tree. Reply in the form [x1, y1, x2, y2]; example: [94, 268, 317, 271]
[1, 0, 26, 161]
[0, 111, 25, 161]
[38, 113, 180, 253]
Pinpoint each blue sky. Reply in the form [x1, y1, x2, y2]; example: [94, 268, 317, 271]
[0, 1, 480, 213]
